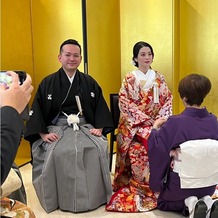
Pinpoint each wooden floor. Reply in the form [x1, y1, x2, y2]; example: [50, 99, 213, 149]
[19, 160, 184, 218]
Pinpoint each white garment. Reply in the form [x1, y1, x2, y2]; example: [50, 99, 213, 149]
[132, 69, 155, 91]
[65, 72, 76, 83]
[173, 139, 218, 188]
[132, 69, 159, 103]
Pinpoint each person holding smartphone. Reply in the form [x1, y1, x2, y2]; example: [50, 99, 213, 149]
[0, 71, 35, 217]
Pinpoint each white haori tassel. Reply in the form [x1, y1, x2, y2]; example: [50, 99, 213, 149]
[62, 111, 80, 131]
[153, 81, 159, 104]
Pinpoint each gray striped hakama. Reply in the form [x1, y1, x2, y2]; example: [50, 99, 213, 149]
[31, 117, 112, 213]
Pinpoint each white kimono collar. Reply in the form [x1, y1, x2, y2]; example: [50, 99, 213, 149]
[65, 72, 76, 83]
[133, 69, 156, 91]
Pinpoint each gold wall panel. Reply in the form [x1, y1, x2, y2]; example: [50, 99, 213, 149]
[86, 0, 121, 103]
[120, 0, 173, 91]
[1, 0, 83, 165]
[179, 0, 218, 115]
[1, 0, 34, 166]
[1, 0, 218, 165]
[30, 0, 83, 88]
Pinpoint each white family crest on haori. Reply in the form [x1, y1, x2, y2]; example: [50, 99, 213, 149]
[90, 92, 95, 98]
[47, 94, 52, 100]
[29, 110, 33, 116]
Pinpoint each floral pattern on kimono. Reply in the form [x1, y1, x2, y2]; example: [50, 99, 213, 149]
[0, 197, 36, 218]
[106, 69, 172, 212]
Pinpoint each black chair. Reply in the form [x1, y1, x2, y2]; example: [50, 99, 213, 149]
[109, 93, 120, 172]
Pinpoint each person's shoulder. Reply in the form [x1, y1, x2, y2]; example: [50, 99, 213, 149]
[160, 115, 184, 133]
[127, 69, 136, 76]
[40, 70, 59, 83]
[208, 112, 218, 121]
[78, 70, 97, 83]
[123, 70, 136, 81]
[153, 70, 170, 86]
[167, 114, 185, 123]
[78, 70, 91, 78]
[153, 70, 165, 79]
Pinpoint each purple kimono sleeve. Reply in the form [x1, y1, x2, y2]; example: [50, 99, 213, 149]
[147, 126, 173, 192]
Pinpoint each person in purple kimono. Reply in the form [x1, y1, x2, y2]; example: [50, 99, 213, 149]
[148, 74, 218, 218]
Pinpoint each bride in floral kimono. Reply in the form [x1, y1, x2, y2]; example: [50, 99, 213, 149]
[106, 41, 173, 212]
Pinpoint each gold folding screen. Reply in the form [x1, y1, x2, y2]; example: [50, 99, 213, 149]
[1, 0, 218, 165]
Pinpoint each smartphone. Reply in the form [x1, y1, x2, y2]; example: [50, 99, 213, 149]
[0, 70, 26, 86]
[0, 70, 29, 121]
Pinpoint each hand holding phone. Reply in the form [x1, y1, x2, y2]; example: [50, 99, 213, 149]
[0, 71, 26, 88]
[0, 71, 33, 116]
[0, 72, 13, 87]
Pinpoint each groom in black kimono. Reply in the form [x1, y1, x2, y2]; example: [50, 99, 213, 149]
[25, 39, 113, 143]
[24, 39, 114, 213]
